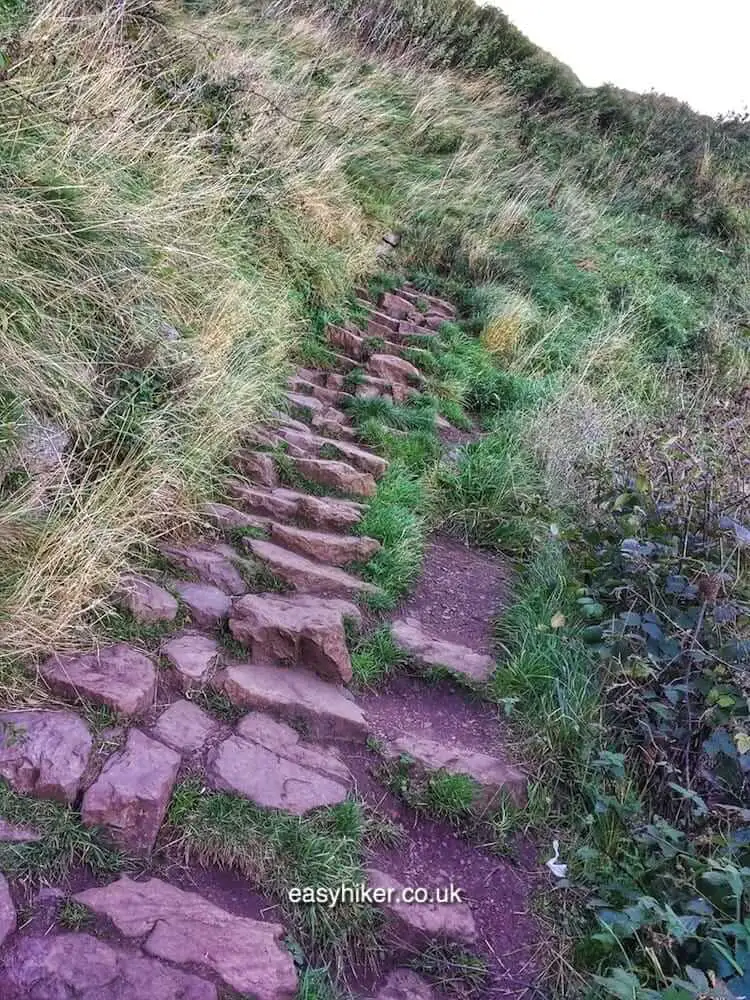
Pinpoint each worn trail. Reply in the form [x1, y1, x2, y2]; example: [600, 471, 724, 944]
[0, 285, 537, 999]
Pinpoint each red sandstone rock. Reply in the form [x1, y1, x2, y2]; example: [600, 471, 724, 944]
[229, 592, 360, 682]
[368, 868, 476, 945]
[74, 876, 297, 1000]
[160, 543, 247, 595]
[269, 522, 381, 567]
[82, 729, 180, 855]
[291, 457, 376, 497]
[114, 574, 178, 624]
[0, 710, 92, 804]
[152, 700, 219, 754]
[244, 538, 379, 599]
[160, 632, 219, 691]
[170, 580, 231, 627]
[233, 449, 279, 487]
[0, 874, 16, 948]
[391, 617, 496, 683]
[220, 662, 367, 739]
[40, 645, 157, 716]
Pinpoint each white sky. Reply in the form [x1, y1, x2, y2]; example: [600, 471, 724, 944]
[486, 0, 750, 118]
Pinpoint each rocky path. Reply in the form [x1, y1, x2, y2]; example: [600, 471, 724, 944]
[0, 285, 537, 999]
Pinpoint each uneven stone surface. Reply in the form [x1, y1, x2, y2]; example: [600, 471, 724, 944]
[74, 876, 297, 1000]
[326, 324, 364, 358]
[202, 501, 270, 532]
[170, 580, 231, 627]
[228, 482, 364, 531]
[391, 617, 496, 683]
[229, 592, 359, 682]
[0, 817, 41, 842]
[382, 734, 526, 807]
[161, 631, 219, 691]
[208, 712, 350, 814]
[82, 729, 180, 855]
[291, 456, 377, 497]
[399, 285, 455, 316]
[0, 710, 92, 804]
[285, 391, 348, 428]
[245, 538, 379, 599]
[0, 932, 218, 999]
[220, 662, 367, 739]
[276, 427, 388, 478]
[0, 874, 16, 948]
[289, 376, 351, 407]
[40, 644, 157, 716]
[114, 573, 178, 625]
[270, 521, 381, 567]
[234, 449, 279, 487]
[368, 868, 477, 946]
[152, 700, 220, 754]
[375, 969, 436, 1000]
[160, 543, 247, 595]
[368, 353, 424, 385]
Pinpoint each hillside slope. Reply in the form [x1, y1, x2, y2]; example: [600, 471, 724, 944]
[0, 0, 749, 998]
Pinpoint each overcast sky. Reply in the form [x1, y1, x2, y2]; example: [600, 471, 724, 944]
[488, 0, 750, 118]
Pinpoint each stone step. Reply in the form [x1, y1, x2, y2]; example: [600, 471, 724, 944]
[399, 285, 456, 317]
[244, 538, 380, 600]
[219, 662, 367, 739]
[226, 482, 364, 531]
[355, 372, 412, 404]
[284, 390, 349, 429]
[161, 631, 220, 691]
[229, 592, 360, 683]
[160, 542, 247, 596]
[288, 376, 354, 409]
[208, 712, 350, 814]
[391, 617, 496, 683]
[377, 291, 415, 320]
[381, 734, 526, 808]
[0, 875, 14, 948]
[269, 522, 381, 568]
[40, 644, 157, 716]
[326, 323, 365, 359]
[113, 573, 178, 625]
[276, 426, 387, 478]
[152, 699, 220, 754]
[368, 868, 476, 946]
[82, 729, 180, 856]
[170, 580, 231, 627]
[201, 501, 270, 533]
[74, 876, 297, 1000]
[290, 456, 377, 497]
[0, 709, 92, 804]
[367, 353, 424, 386]
[234, 449, 279, 487]
[354, 299, 401, 331]
[0, 933, 220, 999]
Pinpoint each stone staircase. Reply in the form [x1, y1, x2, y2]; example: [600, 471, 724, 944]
[0, 284, 529, 1000]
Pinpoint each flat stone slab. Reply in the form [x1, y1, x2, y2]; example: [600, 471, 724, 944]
[82, 729, 180, 855]
[208, 712, 349, 814]
[0, 933, 217, 999]
[376, 969, 436, 1000]
[382, 734, 526, 808]
[201, 501, 270, 532]
[0, 817, 42, 842]
[229, 592, 359, 683]
[114, 574, 178, 624]
[152, 700, 220, 754]
[220, 663, 367, 739]
[228, 482, 364, 531]
[0, 710, 92, 803]
[170, 580, 231, 627]
[291, 457, 376, 497]
[276, 428, 388, 478]
[40, 644, 157, 716]
[245, 538, 379, 599]
[160, 632, 219, 691]
[160, 543, 247, 595]
[391, 617, 496, 683]
[74, 876, 297, 1000]
[0, 874, 16, 948]
[367, 353, 424, 385]
[368, 868, 476, 946]
[269, 522, 381, 568]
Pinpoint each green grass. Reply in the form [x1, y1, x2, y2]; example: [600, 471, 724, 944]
[426, 430, 543, 552]
[0, 781, 126, 881]
[350, 624, 409, 688]
[411, 942, 489, 998]
[358, 462, 425, 609]
[165, 782, 383, 973]
[58, 898, 95, 931]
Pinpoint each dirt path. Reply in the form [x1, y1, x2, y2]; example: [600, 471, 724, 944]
[0, 284, 539, 1000]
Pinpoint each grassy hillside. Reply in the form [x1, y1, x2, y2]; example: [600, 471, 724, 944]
[1, 0, 749, 996]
